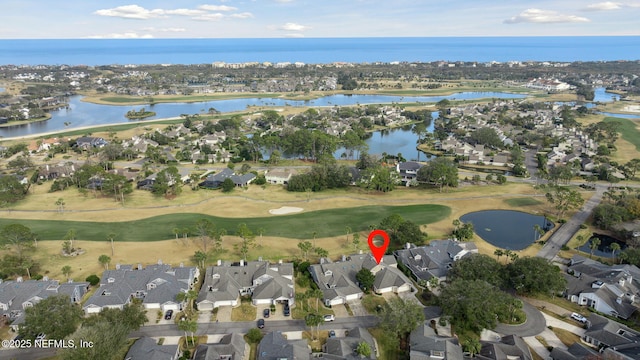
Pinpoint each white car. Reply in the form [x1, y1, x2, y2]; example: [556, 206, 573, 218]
[570, 313, 587, 323]
[324, 314, 335, 322]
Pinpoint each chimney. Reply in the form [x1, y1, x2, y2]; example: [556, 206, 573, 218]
[17, 277, 23, 282]
[179, 262, 184, 268]
[278, 259, 283, 264]
[406, 242, 411, 249]
[258, 257, 263, 262]
[240, 259, 245, 267]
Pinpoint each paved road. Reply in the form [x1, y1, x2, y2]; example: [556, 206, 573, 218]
[536, 185, 606, 260]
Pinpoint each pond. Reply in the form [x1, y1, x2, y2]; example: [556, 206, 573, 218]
[460, 210, 554, 250]
[577, 233, 626, 258]
[0, 91, 526, 137]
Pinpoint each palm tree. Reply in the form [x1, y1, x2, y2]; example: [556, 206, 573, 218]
[61, 265, 72, 281]
[504, 249, 513, 263]
[352, 233, 361, 252]
[64, 228, 77, 250]
[345, 226, 352, 244]
[464, 338, 482, 358]
[177, 290, 198, 317]
[178, 319, 198, 347]
[453, 219, 461, 231]
[494, 249, 504, 262]
[589, 238, 601, 259]
[98, 254, 111, 270]
[610, 242, 621, 263]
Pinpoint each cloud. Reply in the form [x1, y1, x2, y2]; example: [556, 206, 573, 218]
[230, 12, 254, 19]
[198, 5, 238, 11]
[87, 32, 154, 39]
[504, 9, 590, 24]
[164, 9, 205, 16]
[279, 22, 311, 31]
[94, 5, 166, 19]
[585, 2, 623, 10]
[275, 0, 296, 2]
[193, 13, 226, 21]
[283, 33, 305, 38]
[143, 27, 186, 32]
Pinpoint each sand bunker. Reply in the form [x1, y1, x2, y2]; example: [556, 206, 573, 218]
[269, 206, 304, 215]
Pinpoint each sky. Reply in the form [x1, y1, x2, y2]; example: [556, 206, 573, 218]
[0, 0, 639, 39]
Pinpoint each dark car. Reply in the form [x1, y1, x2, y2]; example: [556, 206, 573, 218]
[257, 318, 265, 329]
[263, 308, 270, 318]
[329, 330, 336, 338]
[283, 305, 290, 317]
[164, 309, 173, 320]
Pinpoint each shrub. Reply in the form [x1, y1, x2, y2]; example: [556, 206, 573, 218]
[579, 224, 587, 229]
[85, 274, 100, 286]
[246, 328, 263, 343]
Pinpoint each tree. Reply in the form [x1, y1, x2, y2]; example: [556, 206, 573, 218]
[452, 222, 474, 241]
[235, 223, 256, 261]
[194, 219, 215, 253]
[221, 177, 235, 192]
[356, 342, 372, 357]
[352, 233, 361, 251]
[64, 228, 77, 251]
[496, 174, 507, 184]
[0, 223, 36, 258]
[62, 265, 72, 280]
[246, 328, 263, 344]
[533, 224, 544, 241]
[449, 254, 505, 288]
[176, 290, 198, 317]
[610, 242, 621, 263]
[589, 237, 601, 259]
[102, 173, 132, 205]
[192, 250, 208, 269]
[545, 186, 585, 218]
[507, 257, 566, 296]
[59, 321, 130, 360]
[314, 247, 329, 259]
[494, 248, 504, 262]
[98, 254, 111, 270]
[380, 297, 425, 344]
[107, 232, 117, 256]
[298, 240, 313, 260]
[417, 157, 458, 192]
[55, 198, 66, 213]
[305, 313, 324, 340]
[464, 338, 482, 358]
[356, 268, 375, 293]
[85, 274, 100, 286]
[0, 175, 28, 207]
[19, 294, 83, 341]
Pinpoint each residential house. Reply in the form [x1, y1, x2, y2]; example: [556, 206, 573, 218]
[0, 278, 89, 331]
[583, 313, 640, 359]
[396, 161, 423, 185]
[549, 343, 599, 360]
[83, 263, 199, 314]
[309, 254, 412, 306]
[323, 327, 378, 359]
[257, 331, 311, 360]
[199, 168, 256, 188]
[394, 240, 478, 282]
[409, 321, 463, 360]
[196, 260, 294, 311]
[265, 169, 295, 185]
[193, 333, 248, 360]
[75, 136, 108, 149]
[125, 336, 179, 360]
[564, 255, 640, 319]
[476, 335, 533, 360]
[38, 162, 77, 180]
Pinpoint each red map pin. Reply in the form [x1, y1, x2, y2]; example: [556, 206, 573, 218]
[368, 229, 390, 265]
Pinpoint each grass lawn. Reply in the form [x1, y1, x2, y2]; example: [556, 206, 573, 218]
[361, 294, 387, 314]
[368, 327, 402, 360]
[503, 198, 543, 207]
[604, 116, 640, 152]
[551, 327, 581, 347]
[231, 299, 256, 322]
[0, 204, 451, 241]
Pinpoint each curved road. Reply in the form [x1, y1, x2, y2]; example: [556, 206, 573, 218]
[494, 301, 546, 337]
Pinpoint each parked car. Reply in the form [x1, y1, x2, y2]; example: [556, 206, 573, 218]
[257, 319, 265, 329]
[283, 304, 290, 317]
[165, 309, 173, 320]
[263, 308, 270, 318]
[329, 330, 336, 338]
[324, 314, 335, 322]
[571, 312, 587, 323]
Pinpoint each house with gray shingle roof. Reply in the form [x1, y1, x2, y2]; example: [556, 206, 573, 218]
[477, 335, 533, 360]
[193, 333, 247, 360]
[125, 336, 179, 360]
[199, 168, 256, 188]
[394, 240, 478, 282]
[549, 342, 598, 360]
[309, 254, 412, 306]
[583, 313, 640, 359]
[409, 321, 463, 360]
[83, 263, 199, 315]
[0, 278, 88, 331]
[323, 327, 378, 359]
[565, 255, 640, 319]
[196, 260, 294, 311]
[257, 331, 311, 360]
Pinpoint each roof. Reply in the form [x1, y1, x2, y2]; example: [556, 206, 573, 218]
[398, 161, 423, 171]
[477, 335, 532, 360]
[394, 240, 478, 280]
[125, 336, 178, 360]
[409, 321, 463, 360]
[0, 279, 88, 321]
[193, 333, 246, 360]
[549, 343, 598, 360]
[83, 264, 197, 311]
[200, 168, 256, 187]
[324, 327, 377, 359]
[257, 331, 311, 360]
[585, 313, 640, 348]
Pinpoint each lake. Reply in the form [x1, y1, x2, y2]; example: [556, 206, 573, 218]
[0, 91, 526, 138]
[460, 210, 554, 250]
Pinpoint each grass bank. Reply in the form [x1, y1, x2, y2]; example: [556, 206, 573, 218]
[0, 204, 451, 242]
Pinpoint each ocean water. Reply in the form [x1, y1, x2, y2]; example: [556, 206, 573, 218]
[0, 37, 639, 66]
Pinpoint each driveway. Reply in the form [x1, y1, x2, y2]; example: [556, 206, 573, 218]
[494, 302, 546, 337]
[346, 300, 367, 317]
[216, 306, 233, 322]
